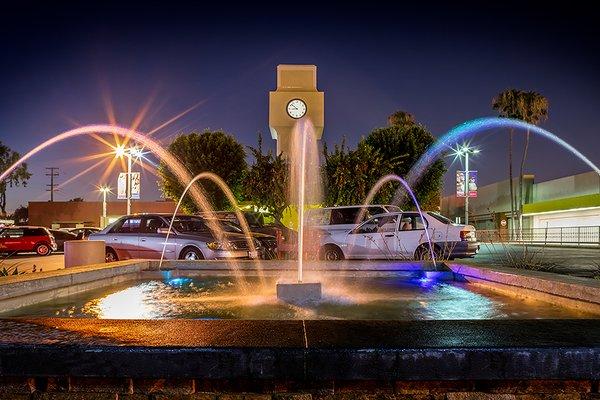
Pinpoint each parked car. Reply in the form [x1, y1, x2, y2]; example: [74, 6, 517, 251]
[318, 211, 479, 261]
[306, 205, 402, 234]
[211, 218, 278, 259]
[48, 229, 78, 252]
[89, 214, 262, 262]
[67, 227, 102, 239]
[212, 211, 294, 241]
[0, 226, 57, 256]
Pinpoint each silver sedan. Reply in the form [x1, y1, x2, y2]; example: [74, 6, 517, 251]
[90, 214, 260, 262]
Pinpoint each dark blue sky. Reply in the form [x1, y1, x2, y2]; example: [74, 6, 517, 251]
[1, 1, 599, 212]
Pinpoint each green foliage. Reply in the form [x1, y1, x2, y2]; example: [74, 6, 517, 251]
[158, 130, 247, 212]
[322, 139, 400, 206]
[0, 142, 31, 215]
[10, 205, 28, 224]
[363, 115, 446, 210]
[243, 134, 289, 220]
[322, 111, 445, 210]
[387, 110, 416, 127]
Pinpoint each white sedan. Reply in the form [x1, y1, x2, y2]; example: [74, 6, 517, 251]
[317, 211, 479, 261]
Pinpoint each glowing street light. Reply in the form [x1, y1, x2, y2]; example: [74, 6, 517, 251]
[114, 144, 144, 214]
[98, 185, 112, 227]
[451, 144, 480, 225]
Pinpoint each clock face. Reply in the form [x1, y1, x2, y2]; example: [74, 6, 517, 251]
[286, 99, 307, 119]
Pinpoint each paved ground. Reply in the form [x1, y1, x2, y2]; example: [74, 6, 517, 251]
[2, 244, 598, 277]
[1, 253, 65, 273]
[460, 243, 600, 277]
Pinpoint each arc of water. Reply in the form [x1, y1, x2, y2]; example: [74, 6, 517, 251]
[395, 117, 600, 205]
[0, 125, 261, 288]
[158, 171, 266, 291]
[0, 125, 210, 215]
[359, 174, 437, 265]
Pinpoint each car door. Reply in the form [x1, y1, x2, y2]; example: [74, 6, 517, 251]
[396, 213, 430, 258]
[344, 216, 387, 259]
[138, 216, 175, 259]
[109, 217, 142, 259]
[0, 228, 24, 253]
[365, 214, 401, 259]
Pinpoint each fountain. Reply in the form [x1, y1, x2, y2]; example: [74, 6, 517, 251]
[396, 117, 600, 204]
[276, 118, 323, 304]
[0, 124, 262, 291]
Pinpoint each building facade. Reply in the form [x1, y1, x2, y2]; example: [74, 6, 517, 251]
[28, 201, 177, 228]
[441, 170, 600, 233]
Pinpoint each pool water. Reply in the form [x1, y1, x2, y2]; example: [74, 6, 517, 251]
[4, 276, 597, 320]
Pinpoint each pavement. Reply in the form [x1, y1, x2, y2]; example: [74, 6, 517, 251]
[461, 243, 600, 278]
[1, 243, 598, 277]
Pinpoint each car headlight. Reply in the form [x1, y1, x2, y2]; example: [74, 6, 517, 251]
[207, 241, 237, 251]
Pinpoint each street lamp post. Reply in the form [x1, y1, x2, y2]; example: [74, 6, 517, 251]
[126, 153, 132, 215]
[98, 186, 111, 227]
[115, 145, 143, 215]
[454, 145, 480, 226]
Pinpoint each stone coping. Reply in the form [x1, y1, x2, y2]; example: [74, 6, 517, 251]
[0, 318, 598, 380]
[448, 263, 600, 305]
[152, 259, 444, 271]
[0, 260, 148, 301]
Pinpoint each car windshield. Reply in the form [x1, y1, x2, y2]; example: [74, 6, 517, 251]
[218, 220, 243, 233]
[171, 216, 210, 233]
[427, 212, 454, 225]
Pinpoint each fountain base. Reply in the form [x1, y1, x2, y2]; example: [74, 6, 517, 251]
[277, 282, 322, 304]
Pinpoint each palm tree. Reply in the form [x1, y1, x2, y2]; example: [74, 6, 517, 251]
[492, 89, 548, 237]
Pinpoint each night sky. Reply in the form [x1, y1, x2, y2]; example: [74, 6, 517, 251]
[1, 1, 599, 212]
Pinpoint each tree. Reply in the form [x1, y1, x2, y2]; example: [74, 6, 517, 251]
[11, 205, 28, 224]
[364, 112, 446, 210]
[243, 134, 289, 220]
[322, 139, 399, 206]
[492, 90, 548, 234]
[158, 130, 247, 212]
[0, 143, 31, 216]
[388, 110, 416, 128]
[68, 197, 84, 202]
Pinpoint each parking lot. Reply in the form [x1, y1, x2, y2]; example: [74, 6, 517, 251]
[2, 243, 598, 278]
[1, 253, 65, 273]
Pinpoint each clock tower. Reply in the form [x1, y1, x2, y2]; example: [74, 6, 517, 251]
[269, 64, 324, 156]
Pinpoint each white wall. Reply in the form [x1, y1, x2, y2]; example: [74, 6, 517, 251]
[532, 207, 600, 228]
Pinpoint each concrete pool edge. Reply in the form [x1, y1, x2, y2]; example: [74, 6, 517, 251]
[0, 318, 599, 380]
[1, 259, 600, 314]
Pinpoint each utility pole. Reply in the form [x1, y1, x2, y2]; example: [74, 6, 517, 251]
[45, 167, 59, 202]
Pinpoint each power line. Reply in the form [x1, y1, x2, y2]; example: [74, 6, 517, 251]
[45, 167, 59, 202]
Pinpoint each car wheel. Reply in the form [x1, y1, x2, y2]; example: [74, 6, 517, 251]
[414, 244, 440, 261]
[105, 248, 119, 263]
[319, 245, 344, 261]
[180, 247, 204, 261]
[35, 243, 51, 256]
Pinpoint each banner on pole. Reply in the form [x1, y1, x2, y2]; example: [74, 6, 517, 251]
[130, 172, 141, 199]
[117, 173, 127, 200]
[456, 170, 466, 197]
[467, 170, 478, 198]
[456, 170, 478, 198]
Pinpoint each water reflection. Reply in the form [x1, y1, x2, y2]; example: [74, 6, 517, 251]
[6, 276, 597, 320]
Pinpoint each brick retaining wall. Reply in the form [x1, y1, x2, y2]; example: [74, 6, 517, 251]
[1, 377, 599, 399]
